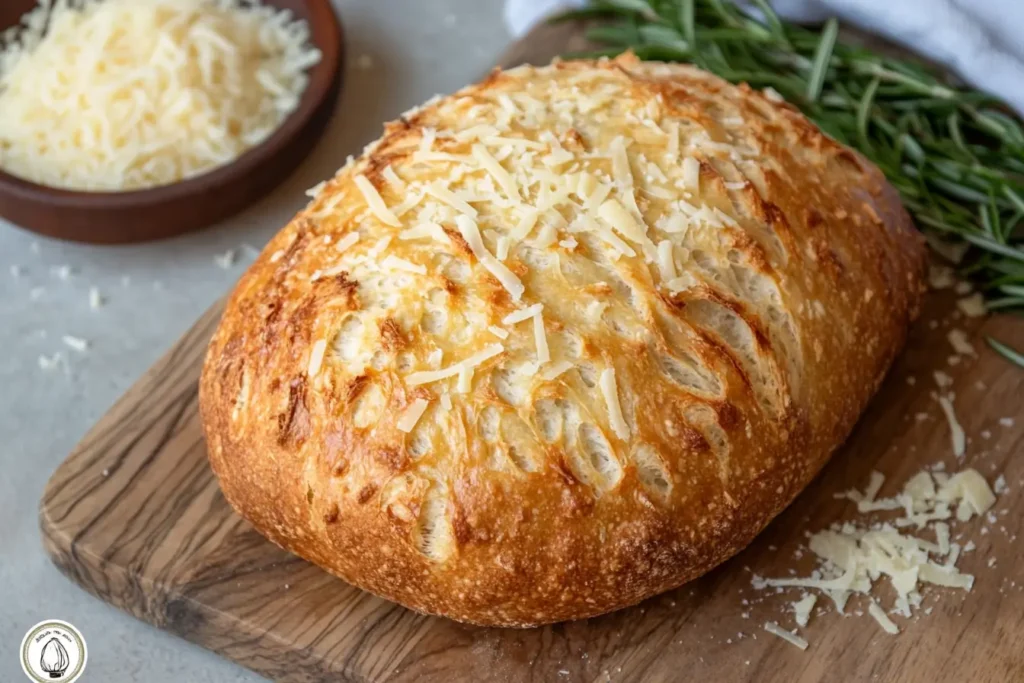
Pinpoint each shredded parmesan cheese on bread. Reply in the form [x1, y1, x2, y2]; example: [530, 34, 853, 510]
[599, 368, 629, 440]
[503, 304, 543, 325]
[307, 339, 327, 377]
[405, 343, 504, 387]
[355, 175, 400, 227]
[396, 398, 429, 432]
[533, 312, 550, 364]
[455, 215, 524, 300]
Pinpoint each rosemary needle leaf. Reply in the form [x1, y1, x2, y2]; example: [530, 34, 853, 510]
[678, 0, 696, 45]
[599, 0, 660, 20]
[807, 17, 838, 102]
[986, 337, 1024, 369]
[638, 24, 690, 51]
[856, 76, 880, 151]
[748, 0, 788, 45]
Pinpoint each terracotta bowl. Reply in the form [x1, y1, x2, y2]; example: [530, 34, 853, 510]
[0, 0, 344, 244]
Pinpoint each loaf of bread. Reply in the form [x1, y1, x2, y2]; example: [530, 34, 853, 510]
[200, 55, 926, 627]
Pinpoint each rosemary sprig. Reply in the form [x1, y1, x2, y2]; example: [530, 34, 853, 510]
[987, 337, 1024, 369]
[554, 0, 1024, 368]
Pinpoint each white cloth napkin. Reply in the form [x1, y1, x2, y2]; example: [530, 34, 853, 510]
[504, 0, 1024, 115]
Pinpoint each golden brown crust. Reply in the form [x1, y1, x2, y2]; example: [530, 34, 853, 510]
[200, 55, 926, 627]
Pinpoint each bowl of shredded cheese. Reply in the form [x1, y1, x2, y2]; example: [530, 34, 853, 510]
[0, 0, 343, 243]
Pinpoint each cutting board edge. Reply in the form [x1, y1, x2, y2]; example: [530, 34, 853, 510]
[40, 464, 376, 683]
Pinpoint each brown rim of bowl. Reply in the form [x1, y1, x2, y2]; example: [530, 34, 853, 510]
[0, 0, 344, 244]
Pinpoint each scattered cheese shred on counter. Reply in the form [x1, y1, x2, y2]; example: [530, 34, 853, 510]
[936, 395, 966, 457]
[62, 335, 89, 352]
[956, 294, 987, 317]
[763, 622, 808, 650]
[215, 249, 237, 269]
[0, 0, 322, 191]
[38, 351, 66, 371]
[752, 466, 999, 643]
[946, 329, 976, 356]
[792, 594, 816, 628]
[868, 600, 899, 635]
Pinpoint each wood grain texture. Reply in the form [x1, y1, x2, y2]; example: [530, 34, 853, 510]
[41, 21, 1024, 683]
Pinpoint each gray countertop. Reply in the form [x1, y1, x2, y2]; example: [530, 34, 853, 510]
[0, 2, 509, 680]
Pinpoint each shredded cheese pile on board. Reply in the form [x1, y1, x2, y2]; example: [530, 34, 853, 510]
[752, 466, 998, 644]
[0, 0, 321, 190]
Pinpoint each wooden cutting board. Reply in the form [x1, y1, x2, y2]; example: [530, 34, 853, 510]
[40, 19, 1024, 683]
